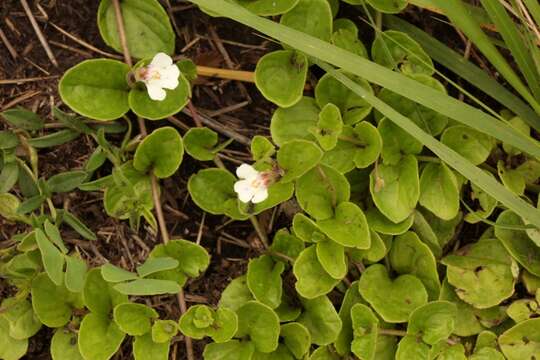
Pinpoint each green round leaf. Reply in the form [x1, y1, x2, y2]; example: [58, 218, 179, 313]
[332, 27, 368, 58]
[351, 122, 382, 169]
[366, 0, 407, 13]
[184, 127, 220, 161]
[311, 103, 343, 151]
[133, 333, 169, 360]
[238, 180, 294, 216]
[210, 308, 238, 343]
[203, 340, 255, 360]
[188, 168, 247, 220]
[296, 165, 350, 220]
[407, 301, 457, 345]
[59, 59, 130, 121]
[255, 50, 308, 108]
[51, 328, 83, 360]
[277, 140, 323, 183]
[499, 318, 540, 360]
[236, 301, 280, 353]
[78, 313, 126, 360]
[113, 278, 181, 296]
[317, 201, 370, 249]
[247, 255, 285, 309]
[83, 268, 128, 315]
[365, 207, 413, 235]
[97, 0, 175, 59]
[113, 303, 158, 336]
[495, 210, 540, 276]
[442, 238, 516, 308]
[280, 0, 332, 43]
[309, 346, 341, 359]
[31, 273, 84, 328]
[151, 320, 179, 343]
[315, 71, 373, 125]
[1, 107, 44, 130]
[390, 232, 441, 300]
[133, 127, 184, 178]
[335, 281, 364, 356]
[358, 264, 428, 323]
[297, 295, 342, 346]
[251, 135, 276, 163]
[350, 303, 379, 360]
[378, 118, 422, 165]
[316, 239, 347, 279]
[350, 230, 389, 264]
[219, 276, 254, 312]
[129, 73, 190, 120]
[1, 298, 41, 340]
[372, 30, 433, 75]
[270, 228, 305, 261]
[396, 335, 429, 360]
[419, 163, 460, 220]
[0, 317, 28, 360]
[280, 322, 311, 359]
[293, 245, 340, 299]
[179, 305, 213, 339]
[270, 96, 319, 146]
[440, 125, 493, 165]
[369, 155, 419, 223]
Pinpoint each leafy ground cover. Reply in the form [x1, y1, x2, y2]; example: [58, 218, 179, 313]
[0, 0, 540, 359]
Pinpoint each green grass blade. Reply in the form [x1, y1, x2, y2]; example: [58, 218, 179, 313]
[523, 0, 540, 27]
[190, 0, 540, 158]
[384, 15, 540, 130]
[431, 0, 540, 114]
[480, 0, 540, 101]
[315, 60, 540, 229]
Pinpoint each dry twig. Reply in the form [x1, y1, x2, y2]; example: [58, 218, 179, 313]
[20, 0, 58, 67]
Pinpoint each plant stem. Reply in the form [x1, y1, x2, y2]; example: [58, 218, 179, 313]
[111, 2, 193, 359]
[250, 215, 269, 248]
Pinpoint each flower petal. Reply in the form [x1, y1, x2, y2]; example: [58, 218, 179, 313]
[151, 52, 173, 68]
[147, 84, 167, 101]
[251, 187, 268, 204]
[159, 70, 180, 90]
[236, 164, 258, 179]
[234, 180, 255, 203]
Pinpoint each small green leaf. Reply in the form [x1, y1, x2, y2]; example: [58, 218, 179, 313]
[280, 0, 332, 43]
[219, 276, 253, 312]
[59, 210, 97, 241]
[113, 279, 181, 296]
[378, 118, 422, 165]
[270, 228, 304, 261]
[277, 140, 323, 183]
[128, 73, 191, 120]
[1, 107, 44, 130]
[332, 27, 368, 58]
[315, 71, 373, 125]
[59, 59, 130, 121]
[1, 298, 41, 340]
[31, 273, 84, 328]
[296, 165, 350, 220]
[51, 328, 83, 360]
[372, 30, 433, 74]
[203, 340, 255, 360]
[97, 0, 175, 59]
[293, 245, 339, 299]
[270, 96, 318, 146]
[65, 255, 88, 293]
[133, 127, 183, 178]
[369, 155, 419, 223]
[255, 50, 308, 107]
[441, 125, 493, 165]
[317, 201, 370, 249]
[316, 239, 347, 279]
[358, 264, 428, 323]
[184, 127, 222, 161]
[27, 129, 80, 148]
[136, 257, 179, 278]
[499, 318, 540, 360]
[151, 320, 179, 343]
[311, 103, 343, 151]
[101, 263, 139, 283]
[407, 301, 457, 345]
[351, 122, 382, 169]
[0, 162, 19, 193]
[0, 193, 23, 222]
[113, 303, 158, 336]
[78, 313, 126, 360]
[280, 322, 311, 359]
[84, 268, 128, 315]
[396, 335, 429, 360]
[389, 232, 441, 300]
[419, 163, 460, 220]
[47, 170, 88, 193]
[251, 135, 276, 163]
[236, 301, 280, 353]
[297, 295, 342, 346]
[0, 131, 20, 149]
[247, 255, 284, 309]
[35, 229, 65, 286]
[0, 317, 28, 360]
[366, 0, 407, 13]
[350, 303, 379, 360]
[335, 281, 364, 356]
[365, 207, 413, 235]
[133, 333, 169, 360]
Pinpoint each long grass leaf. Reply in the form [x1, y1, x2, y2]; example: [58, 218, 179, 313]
[480, 0, 540, 101]
[431, 0, 540, 113]
[189, 0, 540, 158]
[384, 15, 540, 130]
[315, 60, 540, 229]
[522, 0, 540, 28]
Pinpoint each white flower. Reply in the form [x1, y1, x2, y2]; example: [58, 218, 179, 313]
[136, 53, 180, 101]
[234, 164, 269, 204]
